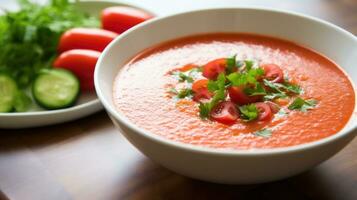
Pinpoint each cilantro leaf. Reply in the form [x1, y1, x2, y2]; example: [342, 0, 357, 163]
[244, 82, 267, 96]
[239, 104, 258, 121]
[226, 55, 236, 74]
[288, 97, 318, 112]
[244, 60, 254, 71]
[199, 103, 210, 119]
[263, 92, 287, 101]
[172, 72, 194, 83]
[283, 82, 303, 94]
[198, 73, 226, 119]
[254, 129, 272, 138]
[263, 79, 302, 94]
[177, 88, 193, 99]
[227, 67, 264, 87]
[0, 0, 99, 88]
[168, 88, 178, 94]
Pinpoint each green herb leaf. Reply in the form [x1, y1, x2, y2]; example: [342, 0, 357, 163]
[227, 67, 264, 87]
[0, 0, 99, 88]
[198, 73, 226, 119]
[283, 82, 303, 94]
[244, 60, 254, 71]
[177, 88, 193, 99]
[263, 79, 302, 95]
[288, 97, 318, 112]
[172, 72, 194, 83]
[226, 55, 236, 74]
[168, 87, 178, 94]
[254, 129, 272, 138]
[239, 104, 258, 121]
[199, 103, 210, 119]
[263, 92, 287, 101]
[244, 82, 267, 96]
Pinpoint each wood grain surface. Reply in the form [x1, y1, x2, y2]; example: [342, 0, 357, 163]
[0, 0, 356, 199]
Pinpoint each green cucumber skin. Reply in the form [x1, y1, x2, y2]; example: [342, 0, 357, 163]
[32, 69, 80, 110]
[0, 73, 18, 112]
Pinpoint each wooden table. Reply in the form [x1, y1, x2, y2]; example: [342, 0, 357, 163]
[1, 0, 356, 199]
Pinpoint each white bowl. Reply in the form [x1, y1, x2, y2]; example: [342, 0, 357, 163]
[95, 8, 357, 184]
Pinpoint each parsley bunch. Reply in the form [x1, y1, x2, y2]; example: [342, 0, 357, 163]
[0, 0, 99, 88]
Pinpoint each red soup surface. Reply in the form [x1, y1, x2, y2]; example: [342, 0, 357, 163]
[113, 33, 355, 150]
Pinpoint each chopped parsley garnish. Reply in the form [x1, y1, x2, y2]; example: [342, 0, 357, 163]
[254, 129, 272, 138]
[244, 82, 266, 96]
[172, 71, 194, 83]
[239, 104, 258, 121]
[199, 73, 226, 119]
[263, 79, 302, 95]
[0, 0, 99, 88]
[244, 60, 254, 71]
[226, 55, 237, 74]
[227, 67, 264, 86]
[177, 88, 193, 99]
[169, 88, 193, 99]
[169, 56, 318, 139]
[288, 97, 318, 112]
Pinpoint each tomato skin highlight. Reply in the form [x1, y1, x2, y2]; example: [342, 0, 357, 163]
[262, 64, 284, 83]
[53, 49, 101, 91]
[255, 102, 273, 121]
[202, 58, 227, 80]
[228, 86, 260, 105]
[101, 6, 154, 34]
[210, 101, 239, 125]
[58, 28, 118, 53]
[192, 79, 213, 101]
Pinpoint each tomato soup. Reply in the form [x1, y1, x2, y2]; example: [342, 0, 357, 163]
[113, 33, 355, 150]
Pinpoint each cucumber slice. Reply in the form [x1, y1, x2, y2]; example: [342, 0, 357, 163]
[32, 69, 80, 110]
[0, 74, 17, 112]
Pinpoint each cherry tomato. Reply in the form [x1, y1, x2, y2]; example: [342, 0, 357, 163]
[210, 101, 239, 125]
[202, 58, 227, 80]
[255, 102, 273, 121]
[265, 101, 280, 113]
[228, 86, 260, 105]
[53, 49, 101, 91]
[101, 6, 154, 34]
[58, 28, 118, 53]
[192, 79, 213, 101]
[262, 64, 284, 83]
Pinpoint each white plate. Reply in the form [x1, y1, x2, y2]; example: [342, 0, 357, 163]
[0, 0, 154, 129]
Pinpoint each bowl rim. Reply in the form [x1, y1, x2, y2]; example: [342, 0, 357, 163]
[95, 7, 357, 156]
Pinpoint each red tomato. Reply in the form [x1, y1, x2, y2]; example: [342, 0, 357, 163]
[192, 79, 213, 101]
[101, 6, 154, 34]
[210, 101, 239, 125]
[265, 101, 280, 113]
[228, 86, 260, 105]
[53, 49, 101, 91]
[58, 28, 118, 53]
[255, 102, 273, 121]
[262, 64, 284, 83]
[202, 58, 227, 80]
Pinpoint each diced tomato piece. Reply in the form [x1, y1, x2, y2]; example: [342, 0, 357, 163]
[228, 86, 260, 105]
[202, 58, 227, 80]
[192, 79, 213, 101]
[255, 102, 273, 121]
[261, 64, 284, 83]
[210, 101, 239, 125]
